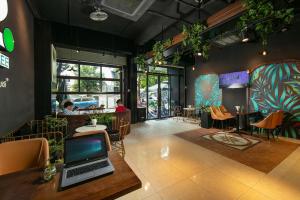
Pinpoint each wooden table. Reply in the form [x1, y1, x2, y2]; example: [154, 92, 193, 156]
[75, 125, 107, 133]
[0, 151, 142, 200]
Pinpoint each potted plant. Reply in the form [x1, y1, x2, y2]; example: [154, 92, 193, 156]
[182, 22, 210, 59]
[152, 38, 173, 66]
[237, 0, 294, 47]
[134, 54, 147, 71]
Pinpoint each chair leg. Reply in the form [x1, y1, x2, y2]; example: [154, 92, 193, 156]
[267, 129, 270, 140]
[212, 120, 215, 128]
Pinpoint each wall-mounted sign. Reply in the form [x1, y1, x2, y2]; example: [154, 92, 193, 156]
[0, 52, 9, 69]
[0, 28, 14, 52]
[0, 0, 8, 22]
[0, 78, 9, 88]
[0, 0, 14, 70]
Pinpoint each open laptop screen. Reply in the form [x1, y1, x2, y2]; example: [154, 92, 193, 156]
[64, 134, 108, 166]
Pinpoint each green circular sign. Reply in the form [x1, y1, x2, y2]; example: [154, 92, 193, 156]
[3, 28, 15, 53]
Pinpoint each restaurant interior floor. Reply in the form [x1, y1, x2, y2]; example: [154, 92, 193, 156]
[117, 118, 300, 200]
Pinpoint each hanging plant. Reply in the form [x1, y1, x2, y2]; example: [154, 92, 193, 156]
[237, 0, 294, 47]
[134, 54, 147, 71]
[152, 38, 173, 65]
[172, 51, 181, 65]
[182, 22, 209, 59]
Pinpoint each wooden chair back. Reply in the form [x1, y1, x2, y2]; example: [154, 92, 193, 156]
[119, 124, 130, 140]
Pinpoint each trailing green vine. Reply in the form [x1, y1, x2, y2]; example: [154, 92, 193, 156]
[182, 22, 210, 59]
[237, 0, 294, 47]
[172, 51, 181, 65]
[152, 38, 173, 65]
[134, 54, 147, 71]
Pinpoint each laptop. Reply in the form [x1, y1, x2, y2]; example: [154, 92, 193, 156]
[60, 133, 114, 189]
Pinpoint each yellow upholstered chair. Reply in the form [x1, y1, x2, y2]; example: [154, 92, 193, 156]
[73, 130, 112, 151]
[0, 138, 49, 176]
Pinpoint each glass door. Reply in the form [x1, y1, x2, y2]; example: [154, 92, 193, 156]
[160, 76, 170, 118]
[147, 75, 159, 119]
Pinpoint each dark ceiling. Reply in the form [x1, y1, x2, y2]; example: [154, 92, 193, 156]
[26, 0, 235, 45]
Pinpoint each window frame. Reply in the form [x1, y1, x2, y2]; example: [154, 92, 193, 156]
[53, 59, 123, 96]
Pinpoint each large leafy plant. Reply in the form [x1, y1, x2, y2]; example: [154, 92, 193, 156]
[238, 0, 294, 47]
[182, 22, 210, 59]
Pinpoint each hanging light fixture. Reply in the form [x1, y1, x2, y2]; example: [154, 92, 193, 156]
[262, 50, 267, 56]
[192, 66, 195, 71]
[241, 28, 249, 43]
[197, 52, 202, 56]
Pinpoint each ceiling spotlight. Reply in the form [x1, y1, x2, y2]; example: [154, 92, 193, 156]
[197, 52, 202, 56]
[262, 50, 267, 56]
[90, 7, 108, 21]
[192, 66, 195, 71]
[76, 50, 79, 53]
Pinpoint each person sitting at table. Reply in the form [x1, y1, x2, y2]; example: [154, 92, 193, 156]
[63, 101, 78, 115]
[115, 99, 127, 113]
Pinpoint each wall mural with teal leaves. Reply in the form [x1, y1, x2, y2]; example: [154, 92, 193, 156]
[250, 62, 300, 138]
[195, 74, 222, 107]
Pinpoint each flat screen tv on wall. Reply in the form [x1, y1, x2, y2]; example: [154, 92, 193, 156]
[219, 71, 249, 88]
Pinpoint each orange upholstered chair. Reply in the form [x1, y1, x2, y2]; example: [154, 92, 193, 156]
[210, 106, 229, 129]
[251, 112, 278, 139]
[219, 105, 234, 118]
[0, 138, 49, 176]
[73, 130, 112, 151]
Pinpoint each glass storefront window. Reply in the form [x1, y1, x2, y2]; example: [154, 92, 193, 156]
[102, 81, 120, 92]
[102, 67, 120, 79]
[57, 63, 79, 76]
[52, 60, 122, 112]
[80, 65, 101, 78]
[79, 80, 101, 93]
[149, 66, 168, 74]
[57, 78, 78, 92]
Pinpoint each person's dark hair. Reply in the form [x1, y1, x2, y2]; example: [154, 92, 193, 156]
[64, 101, 74, 108]
[116, 99, 122, 104]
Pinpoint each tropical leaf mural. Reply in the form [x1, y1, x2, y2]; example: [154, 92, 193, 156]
[250, 62, 300, 139]
[195, 74, 222, 107]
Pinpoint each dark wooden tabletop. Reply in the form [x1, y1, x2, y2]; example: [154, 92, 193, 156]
[0, 151, 142, 200]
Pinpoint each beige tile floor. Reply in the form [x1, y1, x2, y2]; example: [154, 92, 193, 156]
[117, 118, 300, 200]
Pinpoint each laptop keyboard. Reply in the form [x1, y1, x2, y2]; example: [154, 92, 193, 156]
[66, 160, 109, 178]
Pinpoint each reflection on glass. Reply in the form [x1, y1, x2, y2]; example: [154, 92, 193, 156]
[137, 73, 147, 108]
[80, 80, 101, 93]
[147, 75, 158, 119]
[102, 81, 120, 92]
[57, 63, 79, 76]
[102, 67, 120, 79]
[98, 94, 120, 109]
[80, 65, 100, 78]
[160, 76, 169, 118]
[57, 78, 78, 92]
